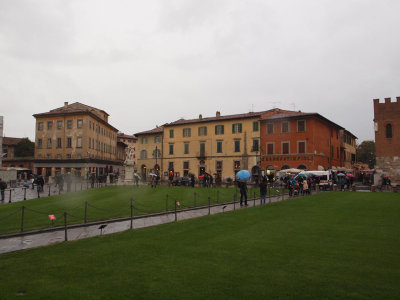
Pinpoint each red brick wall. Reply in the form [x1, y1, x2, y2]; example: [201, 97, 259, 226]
[374, 97, 400, 157]
[260, 116, 342, 171]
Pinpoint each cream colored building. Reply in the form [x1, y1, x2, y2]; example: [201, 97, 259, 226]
[33, 102, 121, 178]
[135, 127, 163, 181]
[162, 111, 266, 183]
[340, 130, 357, 170]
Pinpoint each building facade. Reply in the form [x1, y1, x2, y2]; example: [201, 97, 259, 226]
[260, 109, 354, 172]
[135, 127, 163, 181]
[373, 97, 400, 183]
[33, 102, 121, 179]
[340, 130, 357, 170]
[1, 137, 34, 172]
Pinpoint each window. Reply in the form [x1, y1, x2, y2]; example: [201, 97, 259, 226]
[57, 138, 62, 148]
[77, 119, 83, 128]
[141, 137, 148, 144]
[183, 128, 191, 137]
[252, 139, 259, 151]
[169, 129, 174, 138]
[154, 135, 161, 143]
[140, 150, 147, 159]
[67, 137, 72, 148]
[386, 124, 393, 138]
[234, 140, 240, 152]
[47, 138, 52, 149]
[232, 123, 242, 133]
[217, 141, 222, 153]
[76, 137, 82, 148]
[267, 143, 274, 155]
[215, 125, 224, 135]
[200, 143, 205, 155]
[253, 121, 259, 132]
[38, 122, 43, 131]
[298, 141, 306, 154]
[183, 161, 189, 176]
[234, 161, 241, 170]
[67, 120, 72, 129]
[184, 143, 189, 154]
[267, 123, 274, 134]
[37, 139, 42, 149]
[153, 148, 161, 158]
[198, 126, 207, 136]
[297, 120, 306, 132]
[66, 154, 71, 159]
[46, 154, 52, 159]
[282, 142, 289, 154]
[281, 121, 289, 133]
[216, 161, 223, 170]
[57, 120, 62, 129]
[89, 120, 91, 129]
[56, 154, 61, 159]
[169, 144, 174, 155]
[47, 121, 53, 130]
[88, 138, 91, 149]
[168, 162, 174, 170]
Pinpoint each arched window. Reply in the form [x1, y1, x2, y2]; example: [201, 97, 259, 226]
[386, 124, 393, 138]
[281, 164, 290, 170]
[140, 150, 147, 159]
[297, 164, 308, 170]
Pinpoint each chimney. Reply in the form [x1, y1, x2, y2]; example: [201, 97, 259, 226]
[199, 114, 203, 120]
[64, 102, 68, 107]
[216, 111, 221, 118]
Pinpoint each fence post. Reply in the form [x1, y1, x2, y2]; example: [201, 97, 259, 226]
[48, 184, 51, 196]
[37, 188, 40, 198]
[194, 192, 196, 207]
[253, 191, 256, 207]
[208, 196, 211, 215]
[21, 206, 25, 232]
[234, 193, 236, 210]
[64, 212, 68, 241]
[84, 201, 88, 224]
[130, 198, 133, 229]
[174, 200, 177, 222]
[166, 194, 169, 212]
[24, 187, 26, 200]
[217, 191, 219, 203]
[9, 189, 12, 203]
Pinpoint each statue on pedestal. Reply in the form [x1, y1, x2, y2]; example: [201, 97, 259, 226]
[124, 146, 135, 183]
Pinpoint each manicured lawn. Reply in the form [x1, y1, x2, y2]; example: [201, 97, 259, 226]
[0, 185, 271, 235]
[1, 192, 400, 299]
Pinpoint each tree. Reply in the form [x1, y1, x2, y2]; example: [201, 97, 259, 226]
[356, 140, 375, 169]
[15, 138, 35, 157]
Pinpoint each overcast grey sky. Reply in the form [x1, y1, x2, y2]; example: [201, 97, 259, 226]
[1, 0, 399, 142]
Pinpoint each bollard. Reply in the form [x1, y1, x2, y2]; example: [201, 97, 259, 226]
[194, 192, 197, 207]
[253, 191, 256, 207]
[130, 198, 133, 229]
[64, 212, 68, 241]
[37, 188, 40, 198]
[208, 196, 211, 215]
[174, 201, 177, 222]
[217, 191, 219, 203]
[23, 187, 26, 200]
[84, 201, 88, 224]
[48, 184, 51, 197]
[166, 194, 169, 212]
[269, 185, 271, 205]
[234, 193, 236, 210]
[21, 206, 25, 232]
[9, 189, 12, 203]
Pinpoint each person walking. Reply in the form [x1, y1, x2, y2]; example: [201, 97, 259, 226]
[303, 179, 309, 195]
[259, 176, 267, 205]
[0, 178, 7, 201]
[238, 181, 248, 207]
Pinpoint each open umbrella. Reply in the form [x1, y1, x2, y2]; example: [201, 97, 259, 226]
[297, 173, 308, 178]
[346, 173, 355, 178]
[236, 170, 251, 181]
[337, 173, 345, 176]
[149, 173, 158, 177]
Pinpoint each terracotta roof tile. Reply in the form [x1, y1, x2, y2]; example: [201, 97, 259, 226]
[135, 127, 163, 136]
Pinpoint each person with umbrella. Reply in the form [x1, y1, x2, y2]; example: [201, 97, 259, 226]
[236, 170, 250, 207]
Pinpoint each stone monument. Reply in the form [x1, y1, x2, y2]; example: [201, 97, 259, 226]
[123, 146, 135, 184]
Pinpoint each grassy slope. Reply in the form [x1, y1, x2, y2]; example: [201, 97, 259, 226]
[0, 186, 267, 234]
[1, 192, 400, 299]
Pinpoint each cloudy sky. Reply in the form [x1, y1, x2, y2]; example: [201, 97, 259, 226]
[1, 0, 399, 142]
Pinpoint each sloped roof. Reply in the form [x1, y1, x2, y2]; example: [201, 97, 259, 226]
[135, 127, 163, 136]
[33, 102, 109, 118]
[118, 133, 138, 140]
[2, 137, 21, 146]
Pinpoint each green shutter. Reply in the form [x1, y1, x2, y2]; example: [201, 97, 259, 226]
[222, 125, 224, 134]
[232, 124, 235, 133]
[239, 123, 242, 133]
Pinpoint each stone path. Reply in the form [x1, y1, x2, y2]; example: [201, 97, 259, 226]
[0, 194, 289, 254]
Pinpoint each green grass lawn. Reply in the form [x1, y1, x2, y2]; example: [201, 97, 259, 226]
[1, 192, 400, 299]
[0, 185, 273, 235]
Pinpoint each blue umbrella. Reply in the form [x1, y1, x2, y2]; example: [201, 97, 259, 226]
[236, 170, 251, 181]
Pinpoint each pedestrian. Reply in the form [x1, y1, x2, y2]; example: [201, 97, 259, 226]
[259, 176, 267, 205]
[37, 176, 44, 193]
[59, 174, 64, 192]
[238, 181, 248, 207]
[0, 178, 7, 201]
[190, 174, 195, 187]
[66, 173, 72, 192]
[134, 175, 139, 187]
[303, 180, 309, 195]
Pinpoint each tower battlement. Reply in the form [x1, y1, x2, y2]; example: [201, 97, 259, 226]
[373, 97, 400, 105]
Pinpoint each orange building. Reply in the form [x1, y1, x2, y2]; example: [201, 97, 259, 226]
[260, 109, 352, 172]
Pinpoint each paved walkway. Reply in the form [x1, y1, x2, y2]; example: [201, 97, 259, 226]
[0, 194, 290, 254]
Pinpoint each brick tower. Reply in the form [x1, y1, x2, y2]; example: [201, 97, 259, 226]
[373, 97, 400, 184]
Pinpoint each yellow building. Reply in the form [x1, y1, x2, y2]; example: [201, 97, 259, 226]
[340, 130, 357, 170]
[135, 127, 163, 181]
[162, 111, 266, 183]
[33, 102, 121, 178]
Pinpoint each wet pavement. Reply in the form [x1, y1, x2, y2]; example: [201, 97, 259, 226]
[0, 194, 289, 254]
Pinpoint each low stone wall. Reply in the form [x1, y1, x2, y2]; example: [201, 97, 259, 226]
[375, 156, 400, 185]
